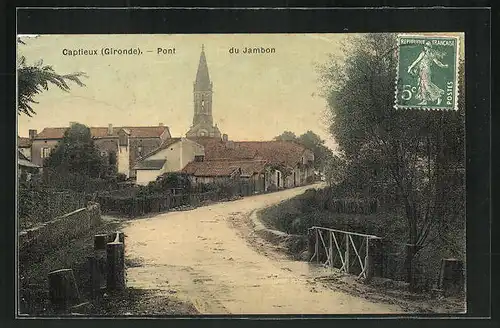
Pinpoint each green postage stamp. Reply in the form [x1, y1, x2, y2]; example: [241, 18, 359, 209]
[395, 34, 460, 110]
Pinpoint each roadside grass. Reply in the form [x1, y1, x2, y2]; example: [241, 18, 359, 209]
[18, 218, 197, 316]
[257, 189, 464, 294]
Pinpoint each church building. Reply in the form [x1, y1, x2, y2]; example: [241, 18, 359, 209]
[186, 45, 222, 139]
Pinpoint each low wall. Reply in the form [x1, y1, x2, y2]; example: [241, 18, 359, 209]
[251, 210, 307, 259]
[19, 202, 102, 253]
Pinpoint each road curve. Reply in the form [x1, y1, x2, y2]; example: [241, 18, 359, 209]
[123, 184, 404, 315]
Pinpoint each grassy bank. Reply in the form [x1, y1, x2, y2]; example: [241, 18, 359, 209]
[19, 218, 197, 316]
[258, 188, 465, 292]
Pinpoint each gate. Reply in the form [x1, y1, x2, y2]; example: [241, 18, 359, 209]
[308, 226, 383, 279]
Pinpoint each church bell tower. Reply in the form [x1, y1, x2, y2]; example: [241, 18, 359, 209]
[186, 45, 221, 139]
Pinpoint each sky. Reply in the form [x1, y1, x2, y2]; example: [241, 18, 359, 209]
[17, 34, 348, 151]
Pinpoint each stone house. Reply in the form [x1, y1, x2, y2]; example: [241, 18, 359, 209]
[18, 150, 41, 181]
[18, 137, 32, 160]
[29, 123, 171, 178]
[181, 159, 269, 191]
[181, 160, 243, 185]
[188, 138, 315, 189]
[132, 138, 205, 186]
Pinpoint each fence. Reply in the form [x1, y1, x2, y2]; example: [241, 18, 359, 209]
[19, 188, 91, 229]
[308, 226, 383, 280]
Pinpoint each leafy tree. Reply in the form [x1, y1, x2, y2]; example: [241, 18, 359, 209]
[17, 37, 86, 117]
[298, 130, 334, 171]
[140, 172, 192, 195]
[44, 123, 107, 178]
[273, 131, 297, 142]
[319, 34, 465, 289]
[274, 130, 333, 171]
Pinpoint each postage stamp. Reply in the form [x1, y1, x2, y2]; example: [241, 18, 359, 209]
[395, 34, 460, 110]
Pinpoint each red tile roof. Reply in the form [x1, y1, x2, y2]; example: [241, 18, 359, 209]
[34, 126, 169, 140]
[193, 139, 309, 168]
[18, 137, 32, 148]
[182, 161, 241, 177]
[182, 159, 269, 178]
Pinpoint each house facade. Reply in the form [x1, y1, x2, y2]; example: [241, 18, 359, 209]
[181, 159, 268, 191]
[187, 138, 315, 189]
[18, 150, 41, 181]
[133, 138, 205, 185]
[30, 123, 171, 178]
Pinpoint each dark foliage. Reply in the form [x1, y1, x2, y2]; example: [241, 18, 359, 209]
[17, 38, 86, 117]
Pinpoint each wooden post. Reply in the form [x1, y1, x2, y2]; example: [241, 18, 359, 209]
[315, 228, 319, 264]
[345, 234, 350, 274]
[94, 234, 109, 290]
[48, 269, 80, 311]
[439, 258, 464, 296]
[87, 255, 99, 299]
[405, 243, 419, 292]
[365, 237, 383, 282]
[94, 234, 109, 250]
[307, 229, 315, 261]
[106, 241, 125, 291]
[329, 231, 334, 268]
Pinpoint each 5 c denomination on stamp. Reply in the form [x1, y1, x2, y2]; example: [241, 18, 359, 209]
[395, 35, 460, 111]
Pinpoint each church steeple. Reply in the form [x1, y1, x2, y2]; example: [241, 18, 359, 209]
[194, 44, 212, 92]
[186, 45, 221, 139]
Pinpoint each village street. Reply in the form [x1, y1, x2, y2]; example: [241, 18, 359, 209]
[123, 184, 405, 315]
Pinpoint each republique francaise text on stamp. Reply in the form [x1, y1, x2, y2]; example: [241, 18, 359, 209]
[395, 35, 460, 111]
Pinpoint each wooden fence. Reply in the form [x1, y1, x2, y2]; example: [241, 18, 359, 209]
[308, 226, 383, 280]
[96, 191, 222, 217]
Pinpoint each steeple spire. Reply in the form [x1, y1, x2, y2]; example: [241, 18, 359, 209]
[194, 45, 211, 91]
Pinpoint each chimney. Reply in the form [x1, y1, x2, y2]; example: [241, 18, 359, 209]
[159, 123, 164, 126]
[222, 134, 228, 142]
[29, 129, 37, 140]
[108, 123, 113, 135]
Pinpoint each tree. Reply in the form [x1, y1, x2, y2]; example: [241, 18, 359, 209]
[45, 123, 107, 178]
[17, 38, 86, 117]
[274, 130, 334, 172]
[297, 130, 334, 172]
[319, 34, 465, 290]
[273, 131, 297, 142]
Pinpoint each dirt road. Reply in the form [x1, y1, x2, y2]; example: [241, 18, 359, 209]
[123, 184, 405, 315]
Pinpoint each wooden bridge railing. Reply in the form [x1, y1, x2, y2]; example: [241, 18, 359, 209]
[308, 226, 383, 280]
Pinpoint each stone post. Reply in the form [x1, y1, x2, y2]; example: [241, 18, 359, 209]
[94, 234, 109, 290]
[106, 241, 125, 291]
[439, 258, 464, 296]
[307, 228, 316, 261]
[48, 269, 80, 311]
[365, 237, 383, 282]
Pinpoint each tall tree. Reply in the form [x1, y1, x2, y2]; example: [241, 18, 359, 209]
[274, 130, 334, 172]
[297, 130, 334, 172]
[17, 37, 86, 117]
[319, 33, 465, 289]
[273, 131, 297, 142]
[45, 123, 107, 178]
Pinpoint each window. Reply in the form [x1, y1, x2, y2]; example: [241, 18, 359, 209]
[138, 146, 143, 156]
[41, 147, 51, 159]
[100, 150, 108, 157]
[195, 155, 204, 162]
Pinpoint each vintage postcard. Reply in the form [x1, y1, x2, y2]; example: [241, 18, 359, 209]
[17, 33, 465, 316]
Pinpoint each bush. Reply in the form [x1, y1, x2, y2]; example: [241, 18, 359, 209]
[116, 173, 127, 182]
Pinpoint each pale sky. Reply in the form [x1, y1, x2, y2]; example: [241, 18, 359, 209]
[17, 34, 347, 150]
